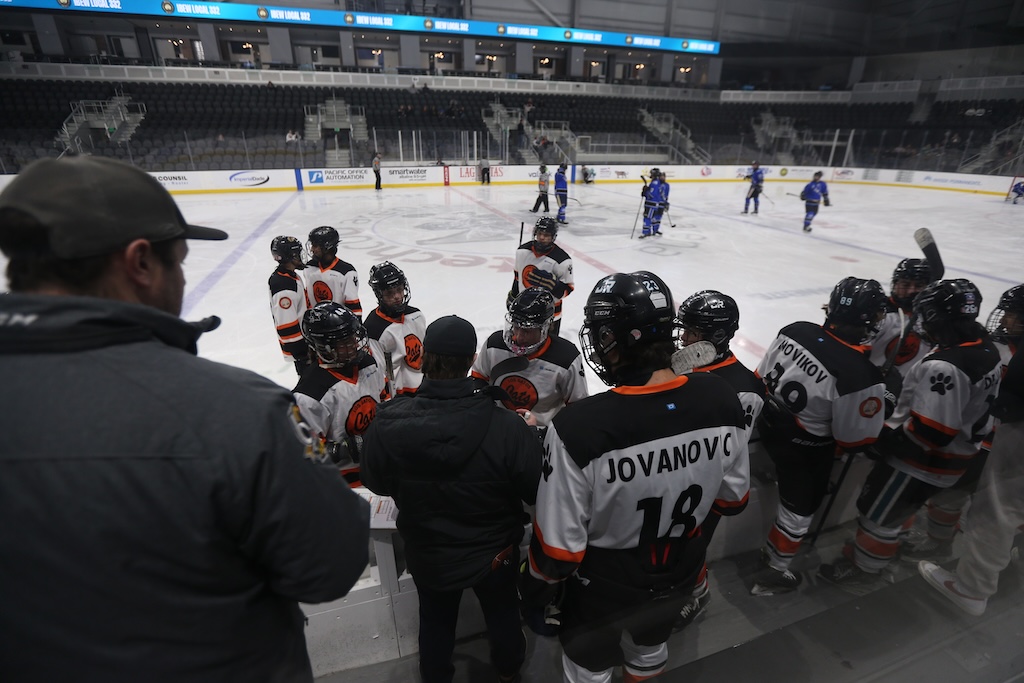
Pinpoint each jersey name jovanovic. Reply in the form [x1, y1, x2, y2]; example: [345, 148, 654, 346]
[363, 306, 426, 396]
[530, 373, 749, 585]
[756, 321, 885, 449]
[471, 332, 588, 426]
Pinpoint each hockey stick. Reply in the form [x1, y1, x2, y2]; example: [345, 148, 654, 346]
[630, 175, 648, 239]
[809, 228, 944, 546]
[664, 209, 677, 228]
[671, 341, 717, 375]
[569, 196, 584, 206]
[761, 193, 776, 206]
[519, 221, 525, 245]
[785, 192, 802, 198]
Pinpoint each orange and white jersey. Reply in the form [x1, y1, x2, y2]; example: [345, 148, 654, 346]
[888, 337, 1003, 486]
[513, 242, 574, 321]
[528, 373, 749, 583]
[756, 321, 885, 449]
[363, 306, 426, 396]
[304, 257, 362, 316]
[869, 308, 933, 378]
[292, 340, 390, 482]
[471, 331, 588, 426]
[268, 268, 308, 362]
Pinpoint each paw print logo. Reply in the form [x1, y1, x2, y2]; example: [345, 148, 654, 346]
[541, 444, 554, 482]
[930, 373, 954, 395]
[743, 405, 755, 428]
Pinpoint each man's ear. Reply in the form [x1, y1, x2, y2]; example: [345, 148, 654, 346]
[118, 239, 160, 290]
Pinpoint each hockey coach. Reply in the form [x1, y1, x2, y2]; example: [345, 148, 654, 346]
[0, 157, 371, 683]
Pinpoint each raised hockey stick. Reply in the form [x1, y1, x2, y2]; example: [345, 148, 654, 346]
[519, 221, 525, 245]
[809, 228, 944, 546]
[670, 341, 717, 375]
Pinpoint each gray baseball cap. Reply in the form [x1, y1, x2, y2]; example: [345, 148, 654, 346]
[0, 156, 228, 259]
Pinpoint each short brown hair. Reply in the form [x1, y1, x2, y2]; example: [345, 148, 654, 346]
[422, 352, 474, 380]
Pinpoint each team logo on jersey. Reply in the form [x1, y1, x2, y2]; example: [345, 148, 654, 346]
[404, 334, 424, 370]
[312, 281, 334, 303]
[345, 396, 378, 436]
[859, 397, 882, 417]
[288, 403, 323, 461]
[930, 373, 955, 395]
[886, 332, 921, 365]
[279, 298, 292, 309]
[499, 376, 539, 411]
[541, 443, 553, 481]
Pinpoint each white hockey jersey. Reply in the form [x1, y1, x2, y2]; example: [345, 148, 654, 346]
[471, 331, 588, 426]
[756, 322, 885, 450]
[869, 308, 933, 377]
[888, 337, 1003, 486]
[529, 373, 749, 585]
[363, 306, 426, 396]
[268, 268, 308, 362]
[512, 242, 574, 322]
[304, 256, 362, 317]
[293, 340, 390, 486]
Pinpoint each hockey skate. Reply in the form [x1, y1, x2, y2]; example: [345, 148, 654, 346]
[557, 218, 569, 225]
[672, 580, 710, 631]
[741, 209, 749, 214]
[751, 210, 758, 215]
[818, 558, 880, 587]
[900, 536, 954, 563]
[750, 553, 802, 596]
[803, 225, 812, 233]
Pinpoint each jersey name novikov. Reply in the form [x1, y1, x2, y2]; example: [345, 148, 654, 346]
[602, 427, 738, 484]
[772, 338, 831, 384]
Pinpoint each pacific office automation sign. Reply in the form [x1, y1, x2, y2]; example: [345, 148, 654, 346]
[10, 0, 719, 54]
[306, 168, 370, 187]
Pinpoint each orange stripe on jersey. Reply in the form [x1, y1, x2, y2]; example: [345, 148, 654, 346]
[909, 411, 958, 436]
[528, 551, 560, 583]
[528, 337, 552, 360]
[713, 492, 749, 510]
[533, 522, 586, 564]
[612, 375, 688, 396]
[471, 370, 489, 381]
[276, 321, 300, 331]
[279, 332, 303, 343]
[837, 435, 879, 449]
[692, 354, 738, 373]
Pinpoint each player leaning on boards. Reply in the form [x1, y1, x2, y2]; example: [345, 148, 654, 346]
[509, 217, 574, 336]
[523, 271, 749, 683]
[0, 156, 370, 683]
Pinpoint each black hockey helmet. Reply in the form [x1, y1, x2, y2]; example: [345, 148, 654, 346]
[368, 261, 411, 316]
[301, 301, 368, 368]
[913, 278, 983, 346]
[813, 171, 823, 179]
[533, 216, 558, 251]
[824, 276, 887, 344]
[505, 287, 555, 356]
[890, 257, 932, 310]
[677, 289, 740, 359]
[751, 160, 760, 167]
[986, 284, 1024, 346]
[539, 164, 547, 173]
[271, 235, 305, 265]
[558, 162, 567, 172]
[580, 270, 676, 385]
[307, 225, 340, 253]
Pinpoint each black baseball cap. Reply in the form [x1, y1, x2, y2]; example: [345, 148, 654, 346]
[0, 156, 228, 259]
[423, 315, 477, 356]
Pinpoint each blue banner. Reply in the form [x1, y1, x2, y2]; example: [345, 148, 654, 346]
[1, 0, 719, 54]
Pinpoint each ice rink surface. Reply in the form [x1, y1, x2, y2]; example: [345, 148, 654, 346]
[48, 177, 1021, 392]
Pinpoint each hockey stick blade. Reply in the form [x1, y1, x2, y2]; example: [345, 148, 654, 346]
[914, 228, 944, 280]
[671, 341, 717, 375]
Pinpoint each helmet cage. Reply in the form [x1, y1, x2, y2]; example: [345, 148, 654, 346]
[301, 304, 368, 368]
[368, 262, 411, 316]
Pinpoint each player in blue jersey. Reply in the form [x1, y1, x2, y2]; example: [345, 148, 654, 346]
[742, 161, 764, 215]
[640, 168, 670, 238]
[555, 163, 569, 224]
[799, 171, 830, 233]
[1011, 180, 1024, 204]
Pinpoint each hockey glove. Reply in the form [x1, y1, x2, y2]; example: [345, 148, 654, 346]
[824, 197, 831, 207]
[799, 192, 807, 201]
[882, 370, 903, 420]
[661, 202, 670, 211]
[527, 269, 558, 291]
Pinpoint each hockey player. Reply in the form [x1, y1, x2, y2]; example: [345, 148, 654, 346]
[268, 235, 311, 377]
[530, 164, 550, 213]
[640, 168, 670, 238]
[293, 302, 391, 487]
[869, 258, 934, 377]
[819, 279, 1002, 586]
[1010, 180, 1024, 204]
[742, 161, 764, 215]
[509, 217, 574, 336]
[752, 277, 888, 596]
[554, 163, 569, 225]
[799, 171, 830, 233]
[304, 225, 362, 317]
[899, 282, 1024, 563]
[472, 287, 588, 427]
[523, 271, 749, 683]
[364, 261, 426, 397]
[673, 289, 765, 628]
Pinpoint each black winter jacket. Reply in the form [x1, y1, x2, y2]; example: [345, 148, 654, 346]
[0, 294, 370, 683]
[361, 377, 543, 591]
